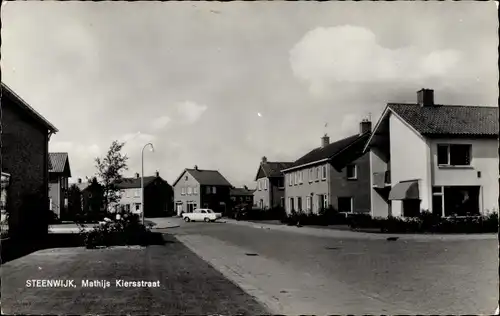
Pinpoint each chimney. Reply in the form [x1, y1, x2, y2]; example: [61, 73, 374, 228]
[78, 178, 82, 184]
[417, 88, 434, 107]
[155, 170, 159, 177]
[243, 185, 248, 190]
[360, 119, 372, 135]
[135, 173, 140, 179]
[321, 134, 330, 148]
[261, 156, 267, 164]
[194, 165, 198, 170]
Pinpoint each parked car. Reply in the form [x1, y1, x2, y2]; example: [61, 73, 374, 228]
[183, 209, 222, 222]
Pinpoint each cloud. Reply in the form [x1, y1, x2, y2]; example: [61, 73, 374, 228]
[176, 101, 208, 123]
[289, 25, 463, 97]
[151, 115, 171, 130]
[49, 141, 101, 179]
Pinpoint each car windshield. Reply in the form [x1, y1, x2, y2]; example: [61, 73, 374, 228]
[206, 209, 214, 213]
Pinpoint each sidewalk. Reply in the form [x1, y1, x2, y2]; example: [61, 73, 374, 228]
[223, 219, 498, 241]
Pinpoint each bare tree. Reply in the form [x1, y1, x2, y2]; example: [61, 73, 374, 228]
[95, 140, 129, 212]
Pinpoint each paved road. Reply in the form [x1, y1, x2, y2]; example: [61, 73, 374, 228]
[159, 221, 499, 315]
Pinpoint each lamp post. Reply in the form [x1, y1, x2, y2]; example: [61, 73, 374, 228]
[141, 143, 154, 225]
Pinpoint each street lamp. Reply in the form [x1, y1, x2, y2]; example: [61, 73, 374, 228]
[141, 142, 154, 225]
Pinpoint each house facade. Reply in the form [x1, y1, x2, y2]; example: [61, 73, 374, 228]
[75, 177, 104, 218]
[253, 157, 292, 210]
[365, 89, 499, 218]
[282, 120, 372, 215]
[1, 82, 58, 237]
[48, 152, 71, 220]
[173, 166, 232, 216]
[115, 171, 174, 217]
[229, 186, 255, 211]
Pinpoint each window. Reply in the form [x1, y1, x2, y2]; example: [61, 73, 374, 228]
[201, 210, 207, 214]
[212, 186, 217, 194]
[185, 176, 188, 181]
[49, 198, 53, 211]
[126, 190, 131, 198]
[193, 187, 198, 194]
[289, 174, 293, 186]
[294, 173, 298, 185]
[299, 171, 303, 184]
[264, 179, 268, 190]
[280, 197, 285, 207]
[322, 165, 327, 180]
[432, 186, 444, 217]
[297, 197, 302, 212]
[125, 204, 131, 212]
[346, 165, 357, 180]
[258, 180, 262, 190]
[306, 196, 311, 210]
[135, 203, 141, 211]
[246, 196, 251, 201]
[309, 169, 313, 182]
[323, 194, 328, 209]
[135, 189, 140, 197]
[187, 187, 192, 195]
[181, 187, 186, 195]
[289, 197, 295, 212]
[206, 186, 211, 194]
[277, 178, 284, 188]
[437, 144, 471, 166]
[316, 167, 320, 181]
[338, 197, 353, 213]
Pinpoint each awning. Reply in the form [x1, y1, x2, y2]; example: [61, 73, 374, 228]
[389, 180, 419, 200]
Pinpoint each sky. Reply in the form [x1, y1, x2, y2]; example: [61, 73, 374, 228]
[1, 1, 498, 188]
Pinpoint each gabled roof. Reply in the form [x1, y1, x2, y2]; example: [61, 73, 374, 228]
[49, 152, 71, 177]
[172, 168, 232, 187]
[2, 82, 58, 133]
[364, 103, 498, 152]
[254, 161, 293, 180]
[115, 176, 160, 189]
[389, 103, 498, 137]
[230, 187, 255, 196]
[75, 182, 90, 191]
[283, 132, 371, 172]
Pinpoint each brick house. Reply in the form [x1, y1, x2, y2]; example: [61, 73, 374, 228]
[48, 152, 71, 220]
[253, 157, 293, 210]
[229, 186, 255, 211]
[282, 120, 372, 215]
[173, 166, 232, 216]
[1, 82, 58, 238]
[365, 89, 499, 218]
[115, 171, 174, 217]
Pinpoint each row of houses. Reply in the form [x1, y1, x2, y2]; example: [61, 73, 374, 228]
[254, 89, 499, 218]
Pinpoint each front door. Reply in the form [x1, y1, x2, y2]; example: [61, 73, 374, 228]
[176, 203, 183, 216]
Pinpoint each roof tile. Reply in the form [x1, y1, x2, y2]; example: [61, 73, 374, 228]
[389, 103, 498, 137]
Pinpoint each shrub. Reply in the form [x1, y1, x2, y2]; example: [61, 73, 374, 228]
[81, 213, 151, 249]
[348, 213, 375, 229]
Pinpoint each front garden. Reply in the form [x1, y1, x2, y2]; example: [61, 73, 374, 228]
[237, 206, 498, 234]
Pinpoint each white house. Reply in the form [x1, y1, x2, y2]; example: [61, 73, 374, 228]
[365, 88, 498, 218]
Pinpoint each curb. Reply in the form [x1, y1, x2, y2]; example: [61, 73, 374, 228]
[152, 225, 181, 229]
[224, 219, 498, 241]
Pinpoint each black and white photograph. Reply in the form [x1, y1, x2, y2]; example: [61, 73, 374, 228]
[1, 1, 498, 315]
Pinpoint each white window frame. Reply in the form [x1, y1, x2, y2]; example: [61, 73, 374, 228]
[206, 186, 211, 194]
[258, 180, 262, 191]
[294, 173, 298, 185]
[323, 194, 329, 209]
[297, 196, 302, 211]
[316, 167, 320, 181]
[193, 187, 198, 194]
[306, 196, 311, 211]
[346, 165, 357, 180]
[212, 186, 217, 194]
[299, 171, 303, 184]
[321, 165, 327, 180]
[289, 174, 293, 186]
[181, 187, 186, 195]
[338, 197, 354, 213]
[432, 186, 445, 217]
[437, 144, 472, 167]
[264, 179, 268, 190]
[309, 169, 313, 183]
[187, 187, 192, 195]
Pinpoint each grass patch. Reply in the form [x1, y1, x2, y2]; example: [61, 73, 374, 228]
[1, 234, 269, 315]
